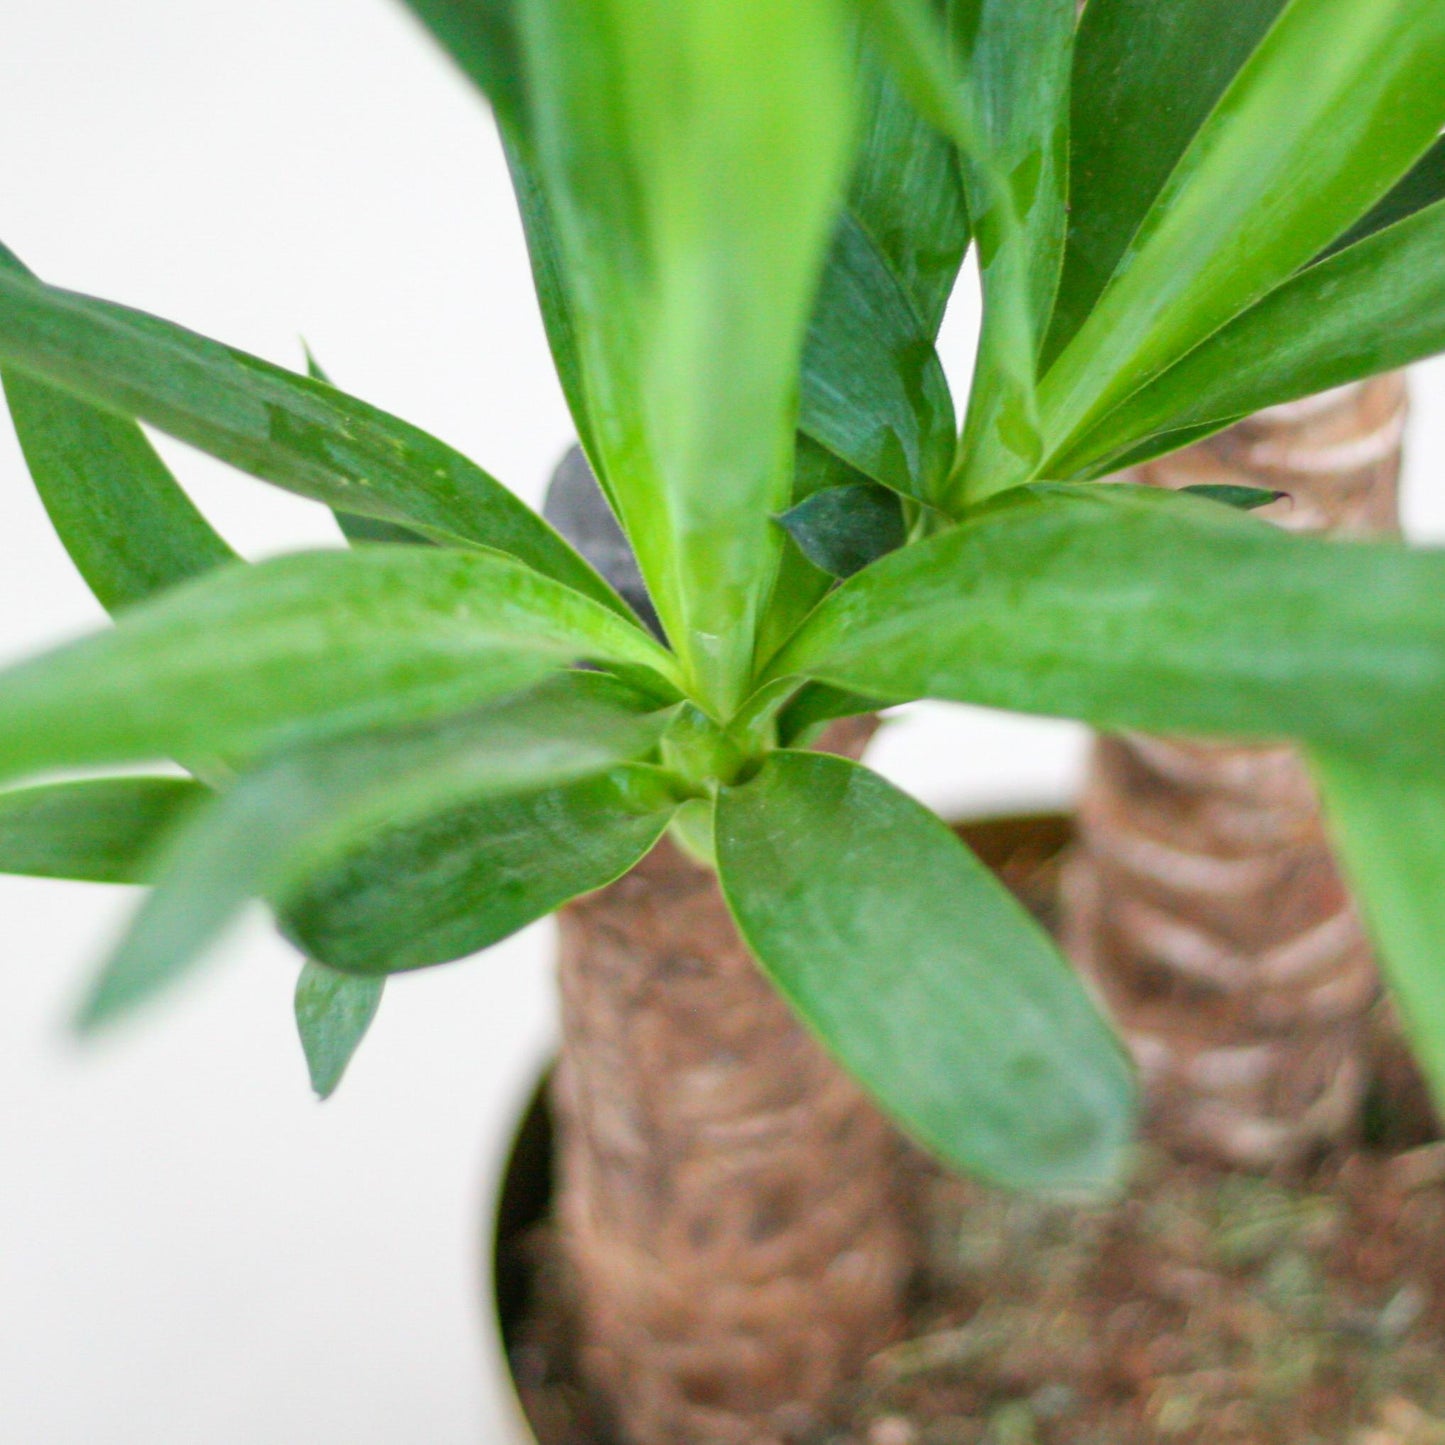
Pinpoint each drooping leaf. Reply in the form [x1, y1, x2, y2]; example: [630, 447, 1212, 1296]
[776, 482, 906, 580]
[0, 248, 237, 610]
[517, 0, 858, 714]
[799, 213, 956, 502]
[0, 263, 627, 615]
[294, 960, 384, 1100]
[716, 750, 1135, 1190]
[0, 546, 677, 791]
[1179, 484, 1285, 513]
[770, 484, 1445, 768]
[75, 674, 675, 1028]
[284, 765, 679, 975]
[1039, 0, 1445, 464]
[0, 777, 204, 883]
[1042, 0, 1289, 368]
[1055, 193, 1445, 475]
[775, 683, 884, 750]
[1312, 752, 1445, 1118]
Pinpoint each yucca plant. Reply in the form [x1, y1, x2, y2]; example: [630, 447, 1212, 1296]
[5, 0, 1445, 1439]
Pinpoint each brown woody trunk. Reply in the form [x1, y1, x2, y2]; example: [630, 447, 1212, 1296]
[1062, 374, 1411, 1172]
[551, 717, 915, 1445]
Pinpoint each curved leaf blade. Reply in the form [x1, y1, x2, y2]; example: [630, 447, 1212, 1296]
[294, 960, 384, 1100]
[716, 751, 1135, 1190]
[0, 263, 627, 614]
[0, 546, 676, 789]
[772, 484, 1445, 768]
[75, 676, 676, 1027]
[776, 481, 905, 580]
[284, 764, 678, 975]
[0, 777, 204, 883]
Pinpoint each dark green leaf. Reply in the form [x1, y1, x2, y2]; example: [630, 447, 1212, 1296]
[800, 213, 956, 501]
[285, 764, 678, 975]
[392, 0, 526, 134]
[847, 33, 970, 338]
[1180, 484, 1285, 513]
[1312, 751, 1445, 1116]
[716, 751, 1135, 1190]
[1042, 0, 1289, 368]
[0, 263, 626, 614]
[294, 960, 384, 1100]
[0, 777, 204, 883]
[775, 684, 884, 750]
[1039, 0, 1445, 471]
[1056, 194, 1445, 473]
[771, 484, 1445, 768]
[776, 482, 906, 579]
[517, 0, 857, 713]
[75, 674, 675, 1027]
[0, 546, 676, 790]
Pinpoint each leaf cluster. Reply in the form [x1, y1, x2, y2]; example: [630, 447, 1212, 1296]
[2, 0, 1445, 1184]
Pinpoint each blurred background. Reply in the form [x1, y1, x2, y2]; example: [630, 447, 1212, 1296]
[2, 2, 1444, 1440]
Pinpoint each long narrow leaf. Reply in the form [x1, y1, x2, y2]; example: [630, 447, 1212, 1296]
[1042, 0, 1289, 368]
[517, 0, 857, 714]
[0, 547, 677, 790]
[1039, 0, 1445, 462]
[75, 675, 676, 1027]
[283, 765, 678, 975]
[294, 961, 385, 1100]
[0, 264, 628, 615]
[716, 751, 1134, 1190]
[771, 484, 1445, 768]
[0, 777, 204, 883]
[1312, 752, 1445, 1116]
[1056, 194, 1445, 475]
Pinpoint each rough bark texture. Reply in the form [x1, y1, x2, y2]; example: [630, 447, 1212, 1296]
[551, 716, 916, 1445]
[1062, 374, 1411, 1173]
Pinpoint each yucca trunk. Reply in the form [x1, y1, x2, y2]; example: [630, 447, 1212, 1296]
[551, 716, 915, 1445]
[1063, 374, 1410, 1171]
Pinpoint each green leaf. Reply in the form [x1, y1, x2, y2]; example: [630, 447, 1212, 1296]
[771, 484, 1445, 768]
[0, 777, 204, 883]
[0, 247, 237, 610]
[776, 482, 905, 579]
[716, 751, 1135, 1190]
[1056, 192, 1445, 474]
[1312, 752, 1445, 1118]
[943, 0, 1075, 502]
[284, 764, 678, 975]
[294, 960, 384, 1100]
[1180, 484, 1285, 513]
[392, 0, 526, 135]
[0, 546, 677, 790]
[517, 0, 858, 714]
[847, 32, 970, 338]
[799, 213, 956, 501]
[1317, 134, 1445, 260]
[1039, 0, 1445, 465]
[75, 674, 675, 1027]
[1042, 0, 1289, 369]
[775, 683, 883, 749]
[0, 263, 628, 615]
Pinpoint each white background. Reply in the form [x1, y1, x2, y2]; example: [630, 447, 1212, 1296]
[2, 3, 1444, 1441]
